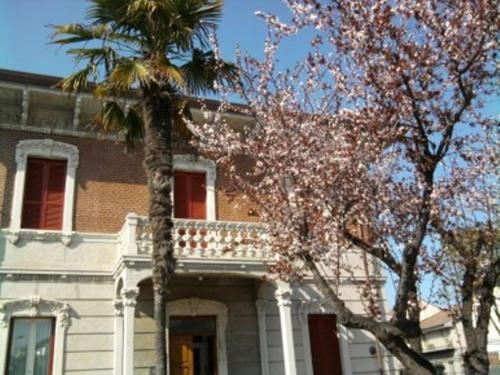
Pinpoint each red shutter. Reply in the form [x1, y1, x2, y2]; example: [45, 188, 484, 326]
[190, 173, 206, 220]
[21, 159, 45, 229]
[174, 171, 207, 219]
[43, 161, 67, 229]
[21, 158, 67, 230]
[174, 172, 190, 219]
[308, 314, 343, 375]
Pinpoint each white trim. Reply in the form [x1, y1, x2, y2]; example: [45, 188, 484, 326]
[299, 299, 353, 375]
[167, 298, 228, 375]
[121, 288, 138, 375]
[174, 154, 216, 221]
[256, 299, 270, 375]
[112, 299, 124, 375]
[9, 139, 79, 245]
[0, 296, 71, 375]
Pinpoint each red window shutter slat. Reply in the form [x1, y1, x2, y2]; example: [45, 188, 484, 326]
[21, 159, 46, 229]
[21, 158, 67, 230]
[308, 314, 343, 375]
[43, 161, 67, 229]
[190, 173, 206, 220]
[174, 172, 190, 219]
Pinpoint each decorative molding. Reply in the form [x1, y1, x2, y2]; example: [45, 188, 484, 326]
[167, 298, 228, 375]
[10, 139, 80, 245]
[0, 123, 117, 141]
[0, 296, 71, 375]
[15, 138, 79, 169]
[121, 288, 139, 307]
[275, 288, 293, 307]
[5, 229, 74, 245]
[0, 296, 71, 328]
[174, 154, 217, 221]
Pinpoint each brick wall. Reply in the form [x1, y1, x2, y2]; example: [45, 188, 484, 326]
[0, 129, 255, 233]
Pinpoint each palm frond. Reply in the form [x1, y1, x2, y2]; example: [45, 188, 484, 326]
[120, 104, 145, 149]
[51, 23, 110, 45]
[58, 67, 95, 93]
[156, 62, 185, 89]
[109, 59, 152, 91]
[181, 48, 239, 95]
[95, 101, 126, 132]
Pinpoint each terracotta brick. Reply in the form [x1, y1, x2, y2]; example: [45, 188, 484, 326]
[0, 129, 255, 233]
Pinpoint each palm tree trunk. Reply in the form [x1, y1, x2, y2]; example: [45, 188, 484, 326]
[142, 86, 175, 375]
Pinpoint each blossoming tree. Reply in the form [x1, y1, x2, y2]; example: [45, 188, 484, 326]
[190, 1, 498, 373]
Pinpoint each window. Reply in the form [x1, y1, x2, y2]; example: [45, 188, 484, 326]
[21, 158, 67, 230]
[6, 318, 55, 375]
[174, 171, 207, 219]
[9, 139, 79, 244]
[308, 314, 343, 375]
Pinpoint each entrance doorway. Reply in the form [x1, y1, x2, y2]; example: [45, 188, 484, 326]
[169, 316, 217, 375]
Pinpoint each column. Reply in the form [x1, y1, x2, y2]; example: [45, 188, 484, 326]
[275, 283, 297, 375]
[256, 299, 270, 375]
[121, 288, 138, 375]
[113, 300, 124, 375]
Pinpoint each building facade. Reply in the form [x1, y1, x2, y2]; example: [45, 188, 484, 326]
[0, 69, 397, 375]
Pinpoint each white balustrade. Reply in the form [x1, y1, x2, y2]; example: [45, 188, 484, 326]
[118, 213, 270, 259]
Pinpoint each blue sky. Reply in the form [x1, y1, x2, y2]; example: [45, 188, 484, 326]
[0, 0, 310, 77]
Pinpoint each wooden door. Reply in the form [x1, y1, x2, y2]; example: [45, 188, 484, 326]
[170, 335, 194, 375]
[308, 314, 343, 375]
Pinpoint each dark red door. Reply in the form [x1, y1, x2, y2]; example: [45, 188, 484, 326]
[308, 314, 343, 375]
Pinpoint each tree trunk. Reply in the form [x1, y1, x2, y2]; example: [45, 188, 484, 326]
[462, 254, 498, 375]
[142, 87, 175, 375]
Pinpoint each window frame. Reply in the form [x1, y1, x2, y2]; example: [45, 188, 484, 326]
[0, 296, 71, 375]
[5, 317, 56, 375]
[9, 139, 79, 245]
[173, 155, 216, 221]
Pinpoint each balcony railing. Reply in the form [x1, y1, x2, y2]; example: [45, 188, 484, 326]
[119, 213, 272, 260]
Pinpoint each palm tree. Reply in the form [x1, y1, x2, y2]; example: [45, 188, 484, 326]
[51, 1, 236, 373]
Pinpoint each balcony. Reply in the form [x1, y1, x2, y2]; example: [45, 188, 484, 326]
[118, 213, 273, 263]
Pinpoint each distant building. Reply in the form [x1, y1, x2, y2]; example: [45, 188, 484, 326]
[419, 297, 500, 375]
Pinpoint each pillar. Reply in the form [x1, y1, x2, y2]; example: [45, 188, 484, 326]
[275, 283, 297, 375]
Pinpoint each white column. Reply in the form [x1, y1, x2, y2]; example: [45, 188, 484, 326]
[121, 288, 138, 375]
[72, 96, 82, 130]
[256, 299, 270, 375]
[113, 300, 124, 375]
[275, 283, 297, 375]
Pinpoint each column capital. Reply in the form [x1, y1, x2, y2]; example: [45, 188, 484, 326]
[275, 285, 293, 307]
[121, 288, 139, 307]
